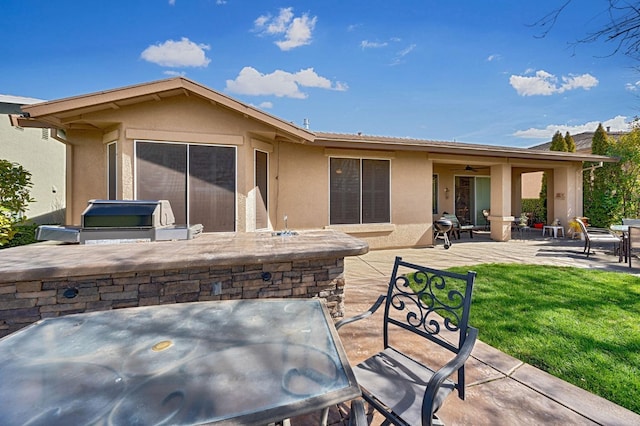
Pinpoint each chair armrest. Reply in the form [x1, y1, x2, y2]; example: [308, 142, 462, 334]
[335, 295, 386, 330]
[422, 327, 478, 420]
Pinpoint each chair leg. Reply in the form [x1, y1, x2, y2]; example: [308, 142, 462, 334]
[349, 399, 367, 426]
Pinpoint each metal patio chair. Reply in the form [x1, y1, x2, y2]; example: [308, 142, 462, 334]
[628, 225, 640, 268]
[336, 257, 478, 426]
[575, 218, 621, 258]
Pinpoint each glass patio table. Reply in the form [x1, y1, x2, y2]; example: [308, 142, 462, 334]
[0, 299, 360, 426]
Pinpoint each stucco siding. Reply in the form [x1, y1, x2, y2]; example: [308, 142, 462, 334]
[0, 116, 65, 223]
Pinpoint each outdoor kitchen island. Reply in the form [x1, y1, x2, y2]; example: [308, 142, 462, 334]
[0, 230, 368, 338]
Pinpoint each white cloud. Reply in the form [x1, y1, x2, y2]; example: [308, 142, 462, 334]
[509, 69, 598, 96]
[168, 0, 175, 5]
[487, 54, 501, 61]
[397, 44, 416, 57]
[163, 70, 187, 77]
[513, 115, 629, 139]
[216, 0, 227, 4]
[258, 101, 273, 109]
[225, 66, 347, 98]
[254, 8, 317, 51]
[625, 81, 640, 91]
[361, 40, 388, 49]
[141, 37, 211, 67]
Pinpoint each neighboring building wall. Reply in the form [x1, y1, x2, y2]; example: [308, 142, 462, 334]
[0, 100, 66, 224]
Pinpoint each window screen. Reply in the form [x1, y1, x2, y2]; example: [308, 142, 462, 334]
[330, 158, 390, 225]
[135, 142, 236, 231]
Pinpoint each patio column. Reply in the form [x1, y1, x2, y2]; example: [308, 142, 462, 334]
[552, 164, 582, 232]
[489, 164, 514, 241]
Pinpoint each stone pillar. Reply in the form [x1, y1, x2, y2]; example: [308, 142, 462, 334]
[489, 164, 514, 241]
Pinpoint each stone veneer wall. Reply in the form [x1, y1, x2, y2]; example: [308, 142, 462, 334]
[0, 257, 345, 338]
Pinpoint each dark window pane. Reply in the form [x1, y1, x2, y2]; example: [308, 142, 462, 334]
[362, 160, 390, 223]
[330, 158, 360, 224]
[136, 142, 187, 224]
[432, 174, 438, 214]
[255, 151, 268, 229]
[107, 143, 117, 200]
[189, 145, 236, 232]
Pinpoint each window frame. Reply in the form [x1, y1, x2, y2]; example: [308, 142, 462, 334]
[133, 140, 237, 232]
[254, 149, 269, 230]
[107, 142, 117, 200]
[329, 157, 391, 225]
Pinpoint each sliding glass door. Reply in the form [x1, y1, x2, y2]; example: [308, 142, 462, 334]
[136, 141, 236, 232]
[455, 176, 490, 225]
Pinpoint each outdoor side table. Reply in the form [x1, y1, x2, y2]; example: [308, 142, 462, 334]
[0, 299, 360, 426]
[543, 225, 565, 238]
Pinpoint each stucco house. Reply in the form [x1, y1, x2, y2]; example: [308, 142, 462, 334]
[10, 77, 614, 248]
[1, 95, 65, 224]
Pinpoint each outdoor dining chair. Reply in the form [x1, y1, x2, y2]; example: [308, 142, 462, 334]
[575, 218, 621, 258]
[336, 257, 478, 426]
[628, 225, 640, 268]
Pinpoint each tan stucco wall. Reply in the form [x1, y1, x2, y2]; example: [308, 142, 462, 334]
[0, 116, 66, 223]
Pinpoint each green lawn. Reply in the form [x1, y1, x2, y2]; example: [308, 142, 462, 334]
[442, 264, 640, 414]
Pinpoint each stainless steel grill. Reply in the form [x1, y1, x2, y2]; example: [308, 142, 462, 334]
[36, 200, 203, 244]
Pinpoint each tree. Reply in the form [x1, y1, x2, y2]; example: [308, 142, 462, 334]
[0, 159, 34, 246]
[583, 124, 619, 227]
[591, 123, 611, 155]
[565, 131, 576, 152]
[608, 129, 640, 219]
[550, 130, 568, 151]
[534, 1, 640, 61]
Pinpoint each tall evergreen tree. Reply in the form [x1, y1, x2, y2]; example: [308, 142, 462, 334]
[591, 123, 610, 155]
[564, 132, 576, 152]
[584, 124, 618, 227]
[550, 130, 568, 151]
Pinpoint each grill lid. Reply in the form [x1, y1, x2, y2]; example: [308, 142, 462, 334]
[81, 200, 175, 228]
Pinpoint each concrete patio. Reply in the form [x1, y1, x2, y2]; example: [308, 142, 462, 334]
[293, 230, 640, 425]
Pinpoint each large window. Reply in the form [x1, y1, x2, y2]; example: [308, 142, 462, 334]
[330, 158, 390, 225]
[135, 141, 236, 232]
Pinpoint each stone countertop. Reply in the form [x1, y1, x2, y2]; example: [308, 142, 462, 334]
[0, 230, 369, 282]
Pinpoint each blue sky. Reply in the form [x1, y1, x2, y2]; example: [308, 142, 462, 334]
[2, 0, 638, 147]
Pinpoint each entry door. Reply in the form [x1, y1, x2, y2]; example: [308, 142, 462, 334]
[455, 176, 474, 224]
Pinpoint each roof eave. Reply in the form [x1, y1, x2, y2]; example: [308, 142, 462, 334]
[21, 77, 315, 144]
[312, 136, 617, 163]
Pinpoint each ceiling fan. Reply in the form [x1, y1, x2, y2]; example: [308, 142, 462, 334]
[451, 165, 488, 173]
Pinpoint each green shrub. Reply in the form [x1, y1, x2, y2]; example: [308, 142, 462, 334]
[2, 222, 38, 248]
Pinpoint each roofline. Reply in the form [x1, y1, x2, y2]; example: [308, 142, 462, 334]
[312, 132, 616, 163]
[21, 77, 315, 143]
